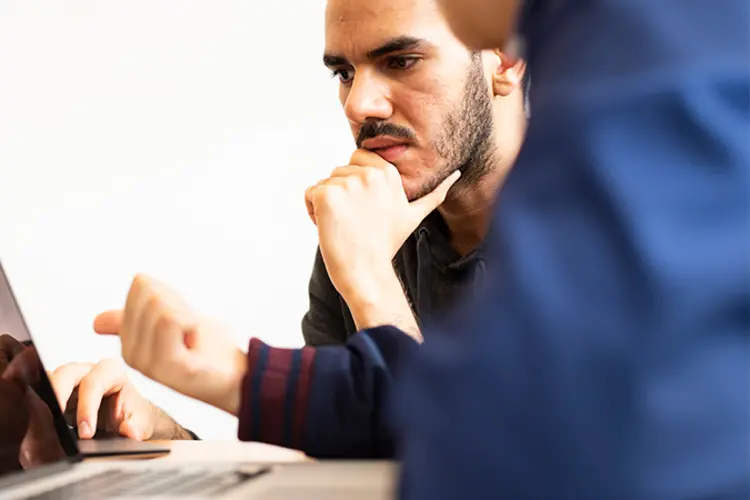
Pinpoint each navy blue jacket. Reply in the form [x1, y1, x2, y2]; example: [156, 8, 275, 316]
[237, 327, 418, 458]
[238, 0, 749, 498]
[395, 0, 750, 499]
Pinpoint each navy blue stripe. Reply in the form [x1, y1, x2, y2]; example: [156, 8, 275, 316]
[360, 332, 394, 383]
[281, 349, 303, 448]
[249, 343, 269, 441]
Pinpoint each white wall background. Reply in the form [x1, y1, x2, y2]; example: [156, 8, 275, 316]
[0, 1, 353, 439]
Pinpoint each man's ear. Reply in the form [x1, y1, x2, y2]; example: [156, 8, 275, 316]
[491, 48, 527, 97]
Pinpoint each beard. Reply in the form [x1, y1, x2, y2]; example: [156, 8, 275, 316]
[414, 54, 495, 200]
[355, 54, 496, 202]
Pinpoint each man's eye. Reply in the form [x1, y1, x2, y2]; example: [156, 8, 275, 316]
[385, 57, 420, 71]
[331, 68, 353, 84]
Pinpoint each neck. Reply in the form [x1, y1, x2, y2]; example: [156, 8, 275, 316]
[438, 163, 509, 256]
[438, 96, 527, 256]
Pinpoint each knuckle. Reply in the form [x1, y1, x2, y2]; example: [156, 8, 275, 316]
[154, 313, 174, 333]
[342, 177, 363, 192]
[384, 164, 401, 181]
[309, 189, 325, 207]
[144, 296, 163, 317]
[99, 358, 122, 374]
[153, 310, 181, 342]
[361, 166, 380, 182]
[312, 183, 329, 197]
[349, 150, 366, 165]
[317, 184, 340, 203]
[78, 376, 102, 397]
[330, 165, 346, 177]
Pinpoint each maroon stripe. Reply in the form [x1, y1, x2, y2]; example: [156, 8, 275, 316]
[291, 346, 316, 450]
[258, 347, 294, 446]
[238, 338, 264, 441]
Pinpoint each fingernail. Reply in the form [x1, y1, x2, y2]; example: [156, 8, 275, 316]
[79, 421, 92, 438]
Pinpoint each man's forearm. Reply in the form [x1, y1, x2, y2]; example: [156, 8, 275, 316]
[340, 269, 423, 343]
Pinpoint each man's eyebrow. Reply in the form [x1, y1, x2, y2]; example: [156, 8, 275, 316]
[322, 36, 429, 67]
[367, 36, 428, 60]
[323, 54, 349, 67]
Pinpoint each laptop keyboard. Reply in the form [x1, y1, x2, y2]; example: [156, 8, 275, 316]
[24, 466, 270, 499]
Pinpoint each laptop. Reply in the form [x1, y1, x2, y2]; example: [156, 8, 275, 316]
[0, 260, 170, 459]
[0, 261, 396, 499]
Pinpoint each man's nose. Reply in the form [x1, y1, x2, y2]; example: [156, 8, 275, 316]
[343, 70, 393, 125]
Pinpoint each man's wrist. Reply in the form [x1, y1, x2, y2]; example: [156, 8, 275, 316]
[341, 268, 423, 342]
[172, 426, 199, 440]
[151, 405, 195, 440]
[215, 347, 247, 417]
[337, 263, 400, 306]
[153, 420, 197, 441]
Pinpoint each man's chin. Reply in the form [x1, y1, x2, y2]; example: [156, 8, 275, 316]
[402, 179, 428, 202]
[405, 170, 460, 202]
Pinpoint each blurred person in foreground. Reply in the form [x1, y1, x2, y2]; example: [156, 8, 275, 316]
[392, 0, 748, 498]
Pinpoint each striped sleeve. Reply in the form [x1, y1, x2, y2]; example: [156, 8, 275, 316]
[237, 326, 419, 458]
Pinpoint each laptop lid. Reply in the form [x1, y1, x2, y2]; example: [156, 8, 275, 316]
[0, 260, 82, 481]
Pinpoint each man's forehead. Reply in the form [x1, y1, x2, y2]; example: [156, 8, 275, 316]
[324, 0, 447, 56]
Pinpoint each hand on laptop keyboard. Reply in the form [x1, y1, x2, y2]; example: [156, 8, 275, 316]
[49, 358, 193, 441]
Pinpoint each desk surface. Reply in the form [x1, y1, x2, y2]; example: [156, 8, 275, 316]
[85, 440, 310, 463]
[148, 440, 310, 463]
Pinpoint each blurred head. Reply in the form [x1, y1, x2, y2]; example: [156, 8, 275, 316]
[324, 0, 527, 201]
[435, 0, 522, 51]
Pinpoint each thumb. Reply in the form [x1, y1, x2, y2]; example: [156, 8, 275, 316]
[93, 310, 123, 335]
[408, 170, 461, 223]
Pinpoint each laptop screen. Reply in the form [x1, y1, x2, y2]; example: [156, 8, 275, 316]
[0, 262, 80, 478]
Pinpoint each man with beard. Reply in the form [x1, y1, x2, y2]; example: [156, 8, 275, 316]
[49, 0, 529, 449]
[302, 6, 527, 345]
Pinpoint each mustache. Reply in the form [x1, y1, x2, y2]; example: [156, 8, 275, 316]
[356, 121, 416, 149]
